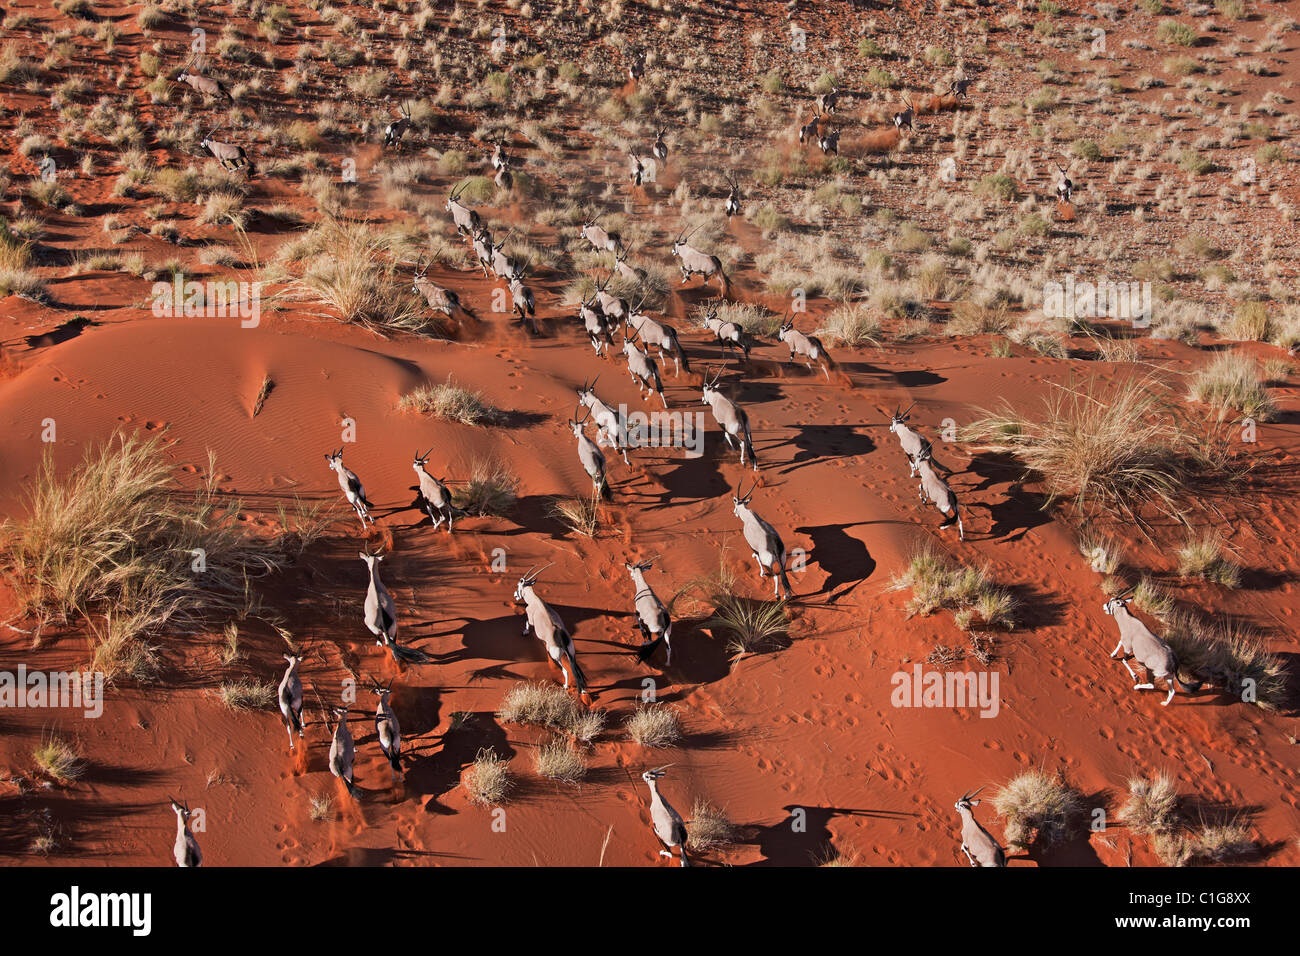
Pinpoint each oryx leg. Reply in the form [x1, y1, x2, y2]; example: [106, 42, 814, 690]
[1162, 680, 1177, 706]
[1110, 641, 1126, 659]
[961, 844, 976, 867]
[751, 551, 768, 578]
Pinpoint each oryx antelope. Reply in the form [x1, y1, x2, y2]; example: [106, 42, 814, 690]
[494, 153, 513, 192]
[724, 172, 741, 219]
[577, 376, 631, 464]
[581, 215, 621, 254]
[641, 767, 689, 867]
[326, 448, 374, 528]
[911, 447, 964, 541]
[570, 406, 612, 500]
[446, 182, 481, 236]
[412, 258, 469, 319]
[626, 561, 673, 665]
[701, 304, 751, 361]
[489, 233, 523, 281]
[778, 314, 835, 379]
[671, 228, 728, 295]
[887, 404, 932, 474]
[169, 797, 202, 867]
[893, 96, 916, 132]
[471, 227, 494, 278]
[329, 706, 359, 799]
[949, 77, 971, 99]
[513, 564, 592, 704]
[176, 57, 232, 101]
[614, 242, 647, 285]
[732, 480, 793, 598]
[628, 152, 648, 187]
[1055, 163, 1073, 203]
[816, 86, 840, 115]
[359, 551, 397, 648]
[628, 309, 691, 377]
[818, 126, 840, 156]
[955, 789, 1006, 867]
[702, 366, 758, 471]
[652, 125, 668, 162]
[371, 679, 401, 773]
[594, 272, 630, 325]
[199, 130, 251, 171]
[383, 101, 414, 148]
[490, 138, 509, 171]
[1103, 592, 1202, 706]
[578, 294, 615, 355]
[413, 448, 462, 531]
[622, 327, 668, 408]
[628, 49, 645, 82]
[798, 111, 821, 145]
[508, 272, 539, 334]
[278, 653, 306, 751]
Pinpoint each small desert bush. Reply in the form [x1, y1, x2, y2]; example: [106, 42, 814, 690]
[1119, 773, 1179, 835]
[463, 747, 513, 805]
[33, 733, 84, 782]
[309, 794, 333, 821]
[458, 459, 519, 517]
[217, 679, 275, 710]
[533, 736, 586, 782]
[1186, 352, 1276, 421]
[699, 563, 790, 656]
[975, 173, 1016, 201]
[1163, 615, 1286, 710]
[687, 799, 737, 851]
[993, 770, 1082, 849]
[549, 493, 602, 537]
[1223, 301, 1271, 341]
[497, 682, 586, 734]
[817, 304, 881, 347]
[626, 703, 682, 748]
[1175, 532, 1241, 587]
[947, 300, 1011, 336]
[1156, 20, 1198, 47]
[1155, 821, 1254, 866]
[891, 546, 1016, 631]
[294, 219, 430, 333]
[399, 377, 504, 425]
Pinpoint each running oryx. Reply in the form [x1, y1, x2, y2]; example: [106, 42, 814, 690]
[412, 258, 469, 319]
[798, 111, 821, 145]
[777, 313, 835, 379]
[911, 446, 964, 541]
[329, 706, 359, 799]
[509, 271, 538, 334]
[490, 138, 509, 172]
[325, 448, 374, 529]
[955, 789, 1006, 867]
[622, 325, 668, 408]
[732, 480, 793, 599]
[628, 304, 691, 377]
[701, 303, 751, 361]
[816, 86, 840, 115]
[383, 101, 414, 148]
[818, 126, 840, 156]
[626, 561, 673, 665]
[671, 227, 728, 295]
[594, 272, 630, 325]
[446, 182, 481, 236]
[199, 129, 251, 171]
[652, 125, 668, 162]
[641, 767, 688, 867]
[489, 231, 523, 281]
[627, 48, 645, 82]
[1055, 163, 1073, 203]
[513, 564, 592, 704]
[1103, 590, 1202, 706]
[614, 242, 647, 285]
[494, 153, 513, 192]
[577, 376, 631, 464]
[724, 172, 741, 218]
[359, 551, 431, 664]
[893, 96, 916, 132]
[628, 152, 648, 187]
[578, 293, 615, 355]
[570, 406, 612, 500]
[887, 404, 933, 474]
[370, 678, 401, 774]
[413, 448, 461, 531]
[169, 797, 202, 867]
[581, 215, 621, 254]
[278, 653, 306, 752]
[175, 55, 232, 101]
[471, 227, 494, 278]
[949, 76, 971, 99]
[702, 366, 758, 471]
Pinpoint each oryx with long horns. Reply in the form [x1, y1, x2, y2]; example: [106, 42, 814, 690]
[577, 376, 631, 464]
[513, 563, 592, 704]
[671, 226, 728, 295]
[702, 366, 758, 471]
[1103, 589, 1202, 706]
[732, 480, 794, 598]
[570, 405, 612, 500]
[622, 323, 668, 409]
[325, 448, 374, 529]
[955, 788, 1006, 867]
[626, 560, 673, 665]
[446, 181, 481, 236]
[413, 448, 461, 532]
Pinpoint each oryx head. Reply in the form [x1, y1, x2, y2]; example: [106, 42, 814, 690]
[411, 257, 428, 292]
[777, 307, 796, 342]
[955, 787, 985, 813]
[369, 677, 394, 701]
[513, 563, 552, 603]
[577, 374, 600, 405]
[282, 652, 305, 668]
[888, 403, 916, 435]
[413, 447, 435, 473]
[731, 479, 756, 516]
[358, 550, 384, 572]
[701, 364, 725, 403]
[568, 405, 592, 437]
[324, 448, 345, 472]
[1102, 586, 1135, 616]
[625, 559, 653, 576]
[641, 765, 670, 784]
[671, 225, 698, 258]
[169, 796, 192, 822]
[445, 182, 466, 210]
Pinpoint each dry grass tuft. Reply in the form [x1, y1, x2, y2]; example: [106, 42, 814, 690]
[687, 798, 737, 851]
[625, 703, 682, 748]
[993, 770, 1082, 849]
[533, 736, 587, 782]
[458, 458, 519, 516]
[891, 545, 1015, 631]
[463, 747, 514, 805]
[1186, 352, 1277, 422]
[1175, 532, 1242, 587]
[1119, 773, 1180, 835]
[399, 376, 504, 425]
[33, 733, 84, 783]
